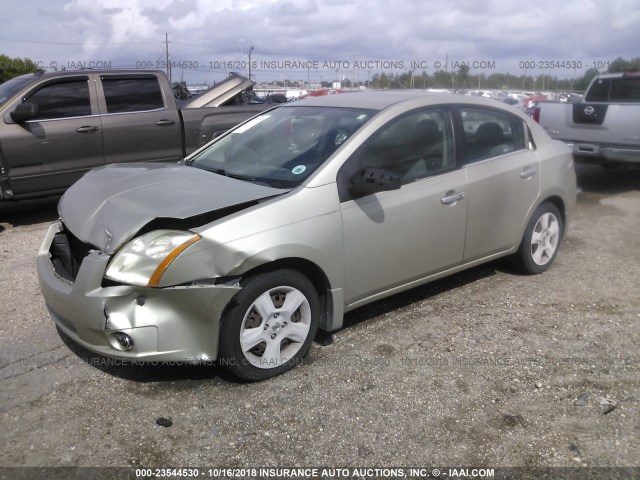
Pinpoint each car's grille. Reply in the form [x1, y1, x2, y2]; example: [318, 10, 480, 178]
[49, 225, 94, 282]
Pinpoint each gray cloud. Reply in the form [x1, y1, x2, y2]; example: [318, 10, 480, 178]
[1, 0, 638, 83]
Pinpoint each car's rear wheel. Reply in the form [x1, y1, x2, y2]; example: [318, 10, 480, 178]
[218, 269, 319, 381]
[512, 202, 563, 274]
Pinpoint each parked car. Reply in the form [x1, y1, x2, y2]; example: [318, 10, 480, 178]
[0, 70, 270, 200]
[524, 99, 560, 117]
[37, 92, 576, 381]
[534, 72, 640, 167]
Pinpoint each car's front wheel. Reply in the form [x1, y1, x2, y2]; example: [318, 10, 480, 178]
[512, 202, 563, 274]
[218, 269, 319, 381]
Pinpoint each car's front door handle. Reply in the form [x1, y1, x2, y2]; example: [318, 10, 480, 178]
[441, 191, 466, 205]
[76, 126, 99, 133]
[156, 119, 176, 126]
[520, 167, 538, 179]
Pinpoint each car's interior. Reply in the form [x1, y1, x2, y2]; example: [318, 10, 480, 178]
[459, 108, 522, 162]
[357, 110, 454, 184]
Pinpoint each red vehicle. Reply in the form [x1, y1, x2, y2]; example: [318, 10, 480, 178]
[303, 88, 346, 98]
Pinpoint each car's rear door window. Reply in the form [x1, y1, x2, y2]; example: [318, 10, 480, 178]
[101, 76, 165, 113]
[609, 77, 640, 102]
[457, 107, 526, 163]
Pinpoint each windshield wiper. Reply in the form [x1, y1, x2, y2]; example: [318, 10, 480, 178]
[209, 166, 256, 181]
[225, 171, 257, 182]
[191, 163, 261, 183]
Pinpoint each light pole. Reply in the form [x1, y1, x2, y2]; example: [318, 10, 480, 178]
[248, 45, 254, 80]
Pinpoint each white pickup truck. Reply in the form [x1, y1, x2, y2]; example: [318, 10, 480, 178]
[534, 72, 640, 167]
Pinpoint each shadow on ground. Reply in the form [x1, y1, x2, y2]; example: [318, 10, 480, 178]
[575, 163, 640, 195]
[0, 195, 60, 229]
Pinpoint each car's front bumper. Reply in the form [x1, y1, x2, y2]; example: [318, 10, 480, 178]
[37, 221, 241, 362]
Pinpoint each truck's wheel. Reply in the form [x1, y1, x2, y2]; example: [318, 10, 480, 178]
[512, 203, 563, 275]
[218, 270, 319, 381]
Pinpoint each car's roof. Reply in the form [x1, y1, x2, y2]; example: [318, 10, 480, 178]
[26, 69, 166, 79]
[285, 90, 442, 110]
[284, 90, 527, 116]
[593, 72, 640, 80]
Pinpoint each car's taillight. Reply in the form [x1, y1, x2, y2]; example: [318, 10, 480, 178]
[533, 107, 541, 123]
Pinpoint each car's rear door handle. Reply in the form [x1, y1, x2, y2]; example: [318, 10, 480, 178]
[156, 119, 176, 126]
[76, 126, 99, 133]
[520, 167, 537, 179]
[441, 191, 465, 205]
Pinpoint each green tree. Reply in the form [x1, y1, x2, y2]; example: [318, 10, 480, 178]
[432, 69, 449, 89]
[457, 63, 470, 88]
[0, 55, 38, 83]
[607, 57, 631, 73]
[573, 67, 599, 91]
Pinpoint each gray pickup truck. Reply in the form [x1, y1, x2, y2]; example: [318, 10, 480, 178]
[534, 72, 640, 167]
[0, 70, 271, 200]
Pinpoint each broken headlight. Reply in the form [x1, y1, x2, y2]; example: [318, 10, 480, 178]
[105, 230, 201, 287]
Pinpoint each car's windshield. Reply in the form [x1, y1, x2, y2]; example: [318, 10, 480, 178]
[0, 73, 36, 107]
[190, 105, 375, 188]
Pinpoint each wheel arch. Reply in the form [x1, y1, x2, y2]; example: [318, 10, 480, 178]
[239, 257, 336, 332]
[538, 195, 566, 235]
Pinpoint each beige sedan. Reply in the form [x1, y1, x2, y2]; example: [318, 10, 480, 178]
[37, 92, 576, 381]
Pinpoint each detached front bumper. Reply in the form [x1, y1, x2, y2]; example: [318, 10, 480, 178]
[37, 221, 240, 362]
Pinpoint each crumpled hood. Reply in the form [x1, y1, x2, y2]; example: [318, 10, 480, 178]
[59, 163, 286, 254]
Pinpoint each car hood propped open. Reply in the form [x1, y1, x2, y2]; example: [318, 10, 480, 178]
[58, 163, 286, 254]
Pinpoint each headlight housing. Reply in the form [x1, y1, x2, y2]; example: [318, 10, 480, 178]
[105, 230, 201, 287]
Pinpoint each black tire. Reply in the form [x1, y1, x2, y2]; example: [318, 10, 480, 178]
[512, 202, 563, 275]
[218, 269, 320, 381]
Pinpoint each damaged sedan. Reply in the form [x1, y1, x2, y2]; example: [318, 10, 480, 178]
[37, 92, 576, 381]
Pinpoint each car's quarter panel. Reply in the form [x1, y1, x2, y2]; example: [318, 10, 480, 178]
[462, 150, 540, 261]
[340, 169, 468, 305]
[1, 74, 104, 197]
[527, 116, 577, 224]
[534, 140, 577, 227]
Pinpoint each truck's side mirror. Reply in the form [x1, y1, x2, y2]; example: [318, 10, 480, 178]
[10, 103, 39, 123]
[349, 166, 401, 197]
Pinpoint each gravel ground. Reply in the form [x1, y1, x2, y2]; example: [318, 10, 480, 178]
[0, 164, 638, 474]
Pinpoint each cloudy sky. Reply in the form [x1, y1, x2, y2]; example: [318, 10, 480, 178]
[1, 0, 639, 84]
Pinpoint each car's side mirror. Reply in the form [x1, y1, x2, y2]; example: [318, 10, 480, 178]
[349, 166, 401, 197]
[10, 103, 39, 123]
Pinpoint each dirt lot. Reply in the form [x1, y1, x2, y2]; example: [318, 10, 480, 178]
[0, 164, 638, 475]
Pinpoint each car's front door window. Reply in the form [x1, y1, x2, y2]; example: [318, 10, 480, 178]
[366, 109, 453, 179]
[25, 79, 92, 120]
